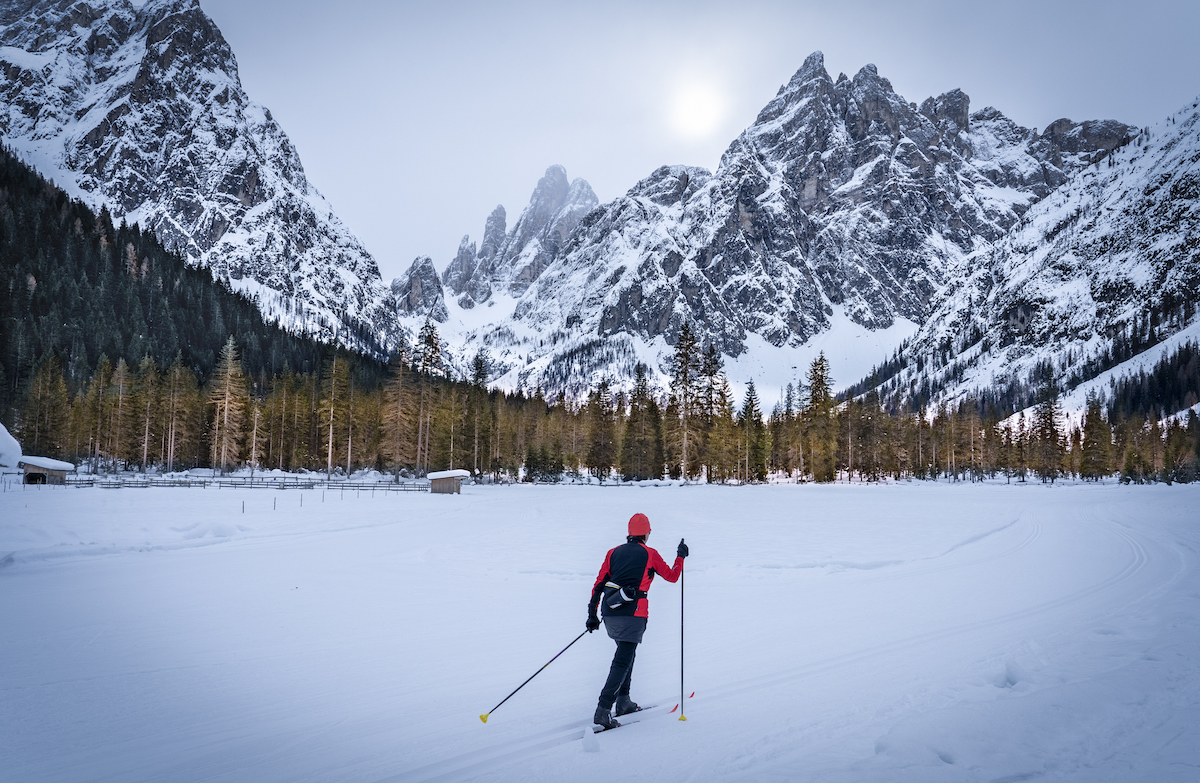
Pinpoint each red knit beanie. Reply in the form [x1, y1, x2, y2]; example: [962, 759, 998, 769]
[628, 513, 651, 536]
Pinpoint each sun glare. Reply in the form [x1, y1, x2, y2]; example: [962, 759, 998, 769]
[669, 81, 725, 140]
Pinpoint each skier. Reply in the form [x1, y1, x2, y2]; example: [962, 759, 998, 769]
[586, 512, 688, 730]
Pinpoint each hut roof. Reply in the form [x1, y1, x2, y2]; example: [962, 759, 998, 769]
[18, 456, 76, 472]
[427, 469, 471, 480]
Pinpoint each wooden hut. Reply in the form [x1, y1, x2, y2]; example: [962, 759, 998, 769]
[18, 456, 75, 485]
[428, 469, 470, 495]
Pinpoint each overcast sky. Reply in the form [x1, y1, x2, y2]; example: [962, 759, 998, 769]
[199, 0, 1200, 284]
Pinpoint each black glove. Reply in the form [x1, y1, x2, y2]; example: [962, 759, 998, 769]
[586, 611, 600, 632]
[677, 539, 689, 558]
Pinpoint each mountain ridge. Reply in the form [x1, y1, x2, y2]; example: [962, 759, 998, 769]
[393, 51, 1142, 404]
[860, 94, 1200, 417]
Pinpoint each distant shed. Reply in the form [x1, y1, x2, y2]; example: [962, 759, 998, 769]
[428, 469, 470, 495]
[19, 456, 75, 485]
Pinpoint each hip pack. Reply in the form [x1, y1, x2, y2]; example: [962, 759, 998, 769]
[604, 581, 648, 610]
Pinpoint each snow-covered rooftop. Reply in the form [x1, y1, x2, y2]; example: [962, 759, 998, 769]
[18, 456, 76, 472]
[427, 469, 471, 480]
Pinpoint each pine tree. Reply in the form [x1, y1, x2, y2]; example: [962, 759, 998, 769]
[415, 317, 443, 376]
[524, 442, 544, 482]
[208, 337, 248, 475]
[413, 317, 443, 475]
[710, 376, 738, 483]
[438, 383, 468, 471]
[469, 349, 492, 475]
[320, 356, 351, 478]
[134, 355, 160, 471]
[19, 355, 70, 458]
[1033, 374, 1064, 483]
[586, 379, 617, 481]
[699, 344, 722, 480]
[346, 368, 356, 474]
[68, 388, 88, 464]
[1068, 425, 1082, 479]
[805, 353, 837, 482]
[739, 380, 767, 482]
[1162, 419, 1193, 483]
[669, 321, 701, 479]
[1120, 416, 1147, 484]
[620, 363, 665, 481]
[662, 392, 682, 479]
[382, 352, 416, 477]
[107, 358, 133, 469]
[781, 382, 799, 477]
[1079, 393, 1111, 480]
[162, 353, 199, 472]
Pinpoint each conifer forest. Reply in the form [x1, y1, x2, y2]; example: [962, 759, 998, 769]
[3, 146, 1199, 485]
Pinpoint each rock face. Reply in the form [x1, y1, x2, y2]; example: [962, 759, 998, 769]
[441, 235, 478, 304]
[434, 52, 1133, 396]
[868, 97, 1200, 411]
[391, 257, 448, 323]
[0, 0, 396, 350]
[447, 165, 598, 307]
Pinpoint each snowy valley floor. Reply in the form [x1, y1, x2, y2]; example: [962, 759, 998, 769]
[1, 480, 1198, 782]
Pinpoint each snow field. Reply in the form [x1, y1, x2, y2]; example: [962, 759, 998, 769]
[1, 482, 1198, 781]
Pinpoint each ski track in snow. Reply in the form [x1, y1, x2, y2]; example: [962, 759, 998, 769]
[1, 482, 1198, 782]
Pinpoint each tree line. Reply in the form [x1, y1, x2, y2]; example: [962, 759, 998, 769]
[13, 312, 1200, 485]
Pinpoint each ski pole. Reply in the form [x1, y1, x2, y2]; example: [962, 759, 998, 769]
[480, 630, 589, 723]
[679, 538, 686, 721]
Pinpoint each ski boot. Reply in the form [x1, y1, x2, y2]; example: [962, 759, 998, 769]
[593, 705, 620, 731]
[614, 695, 641, 716]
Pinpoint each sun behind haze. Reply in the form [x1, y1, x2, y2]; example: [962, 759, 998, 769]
[668, 80, 728, 141]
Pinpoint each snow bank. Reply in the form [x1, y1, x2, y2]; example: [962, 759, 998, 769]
[0, 421, 21, 468]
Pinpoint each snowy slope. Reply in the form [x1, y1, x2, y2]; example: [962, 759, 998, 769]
[2, 482, 1199, 781]
[1022, 320, 1200, 430]
[869, 96, 1200, 413]
[0, 0, 397, 350]
[403, 53, 1131, 400]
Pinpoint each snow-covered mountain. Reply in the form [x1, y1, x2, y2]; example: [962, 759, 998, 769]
[391, 256, 448, 324]
[0, 0, 396, 351]
[862, 96, 1200, 415]
[441, 164, 599, 309]
[8, 0, 1181, 411]
[398, 52, 1134, 399]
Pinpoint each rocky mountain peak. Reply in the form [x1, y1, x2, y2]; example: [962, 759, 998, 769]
[391, 257, 447, 323]
[757, 50, 832, 126]
[782, 50, 829, 93]
[921, 88, 971, 135]
[441, 235, 477, 296]
[447, 165, 598, 307]
[479, 205, 507, 263]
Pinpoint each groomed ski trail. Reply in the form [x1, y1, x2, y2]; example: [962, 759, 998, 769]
[375, 506, 1174, 782]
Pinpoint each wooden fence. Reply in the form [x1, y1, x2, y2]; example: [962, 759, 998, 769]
[59, 475, 431, 492]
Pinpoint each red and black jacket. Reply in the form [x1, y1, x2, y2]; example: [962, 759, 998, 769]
[589, 540, 683, 619]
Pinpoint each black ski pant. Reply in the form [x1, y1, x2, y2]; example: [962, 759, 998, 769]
[598, 641, 637, 710]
